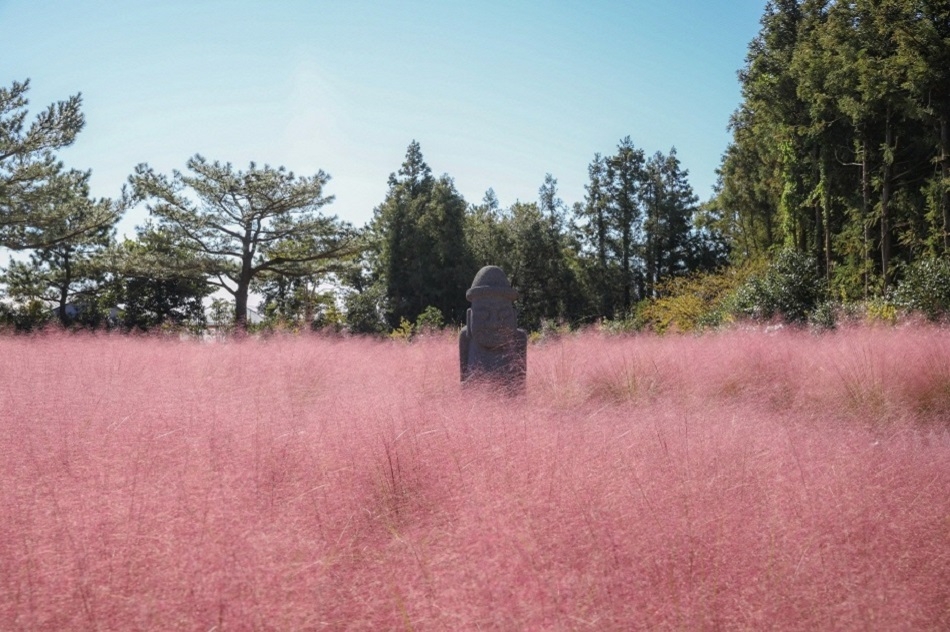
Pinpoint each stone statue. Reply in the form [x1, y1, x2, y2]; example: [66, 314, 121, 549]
[459, 266, 527, 392]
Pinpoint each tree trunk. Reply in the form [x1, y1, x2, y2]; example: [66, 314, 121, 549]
[820, 147, 832, 285]
[811, 146, 828, 275]
[597, 210, 610, 318]
[58, 251, 71, 326]
[941, 116, 949, 253]
[763, 200, 774, 250]
[881, 113, 894, 290]
[57, 286, 69, 326]
[235, 234, 254, 332]
[234, 284, 249, 332]
[235, 256, 253, 332]
[861, 137, 871, 300]
[814, 182, 824, 280]
[622, 227, 631, 312]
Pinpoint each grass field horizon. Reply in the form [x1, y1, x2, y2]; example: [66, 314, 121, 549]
[2, 326, 949, 630]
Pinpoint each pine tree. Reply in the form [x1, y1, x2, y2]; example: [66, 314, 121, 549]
[130, 156, 356, 330]
[109, 226, 211, 332]
[1, 185, 117, 327]
[0, 80, 121, 250]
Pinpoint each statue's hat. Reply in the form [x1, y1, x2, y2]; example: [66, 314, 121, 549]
[466, 266, 519, 301]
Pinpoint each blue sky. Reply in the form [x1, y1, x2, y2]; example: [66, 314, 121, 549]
[1, 1, 765, 235]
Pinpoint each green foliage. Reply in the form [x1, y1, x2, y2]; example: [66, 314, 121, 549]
[356, 137, 729, 333]
[368, 141, 474, 328]
[0, 80, 123, 250]
[468, 177, 588, 331]
[597, 305, 648, 335]
[730, 250, 826, 324]
[808, 300, 838, 332]
[505, 197, 580, 332]
[389, 317, 414, 342]
[526, 318, 572, 343]
[862, 296, 899, 325]
[252, 272, 342, 333]
[0, 80, 125, 330]
[466, 188, 513, 270]
[130, 155, 357, 330]
[311, 301, 345, 333]
[414, 305, 444, 334]
[120, 274, 207, 333]
[342, 278, 388, 335]
[605, 137, 647, 312]
[574, 139, 720, 321]
[717, 0, 950, 297]
[641, 148, 701, 297]
[575, 153, 619, 319]
[637, 266, 752, 334]
[0, 296, 52, 331]
[208, 297, 234, 334]
[386, 306, 445, 342]
[3, 192, 120, 328]
[108, 229, 210, 332]
[894, 257, 950, 321]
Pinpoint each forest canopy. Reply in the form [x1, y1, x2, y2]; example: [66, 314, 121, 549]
[717, 0, 950, 297]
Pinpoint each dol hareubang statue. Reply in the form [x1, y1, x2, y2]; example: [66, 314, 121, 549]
[459, 266, 527, 392]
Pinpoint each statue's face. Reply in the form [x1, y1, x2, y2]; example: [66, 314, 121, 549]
[470, 298, 517, 348]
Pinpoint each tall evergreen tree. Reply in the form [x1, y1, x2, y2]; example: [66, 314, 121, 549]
[641, 149, 701, 298]
[577, 153, 619, 317]
[513, 175, 582, 328]
[578, 139, 711, 317]
[466, 188, 514, 270]
[896, 0, 950, 255]
[716, 109, 782, 260]
[717, 0, 945, 299]
[369, 141, 474, 327]
[606, 136, 646, 311]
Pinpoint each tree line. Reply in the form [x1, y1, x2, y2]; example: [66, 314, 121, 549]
[4, 0, 949, 335]
[0, 80, 724, 334]
[716, 0, 950, 299]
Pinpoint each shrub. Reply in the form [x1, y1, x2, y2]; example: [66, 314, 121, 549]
[808, 300, 838, 331]
[414, 305, 445, 334]
[862, 296, 899, 325]
[343, 285, 388, 335]
[531, 317, 571, 341]
[730, 249, 826, 324]
[597, 310, 643, 334]
[0, 298, 52, 331]
[638, 266, 752, 334]
[311, 301, 346, 333]
[893, 256, 950, 321]
[208, 297, 234, 334]
[389, 316, 414, 341]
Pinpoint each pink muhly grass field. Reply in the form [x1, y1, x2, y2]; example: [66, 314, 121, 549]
[1, 327, 949, 630]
